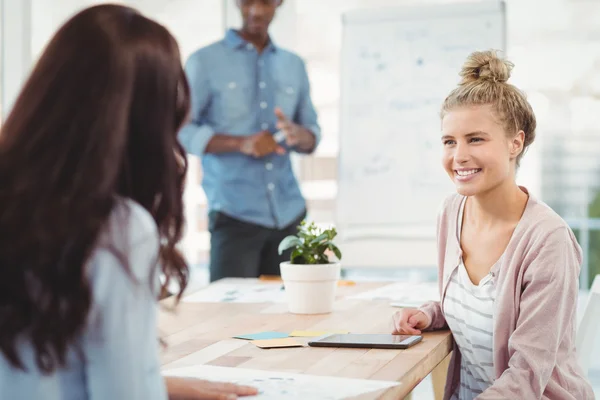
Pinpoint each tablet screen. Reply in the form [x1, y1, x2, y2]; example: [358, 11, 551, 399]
[318, 334, 414, 344]
[308, 333, 422, 349]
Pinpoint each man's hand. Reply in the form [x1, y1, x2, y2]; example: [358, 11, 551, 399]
[166, 376, 258, 400]
[240, 130, 285, 158]
[274, 107, 315, 151]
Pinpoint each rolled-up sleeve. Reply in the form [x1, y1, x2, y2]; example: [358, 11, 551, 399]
[293, 60, 321, 154]
[179, 53, 215, 157]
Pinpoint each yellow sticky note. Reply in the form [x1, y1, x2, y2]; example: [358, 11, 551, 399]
[251, 338, 304, 349]
[289, 330, 350, 337]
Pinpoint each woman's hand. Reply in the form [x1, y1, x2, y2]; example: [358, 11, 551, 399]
[391, 308, 430, 335]
[166, 376, 259, 400]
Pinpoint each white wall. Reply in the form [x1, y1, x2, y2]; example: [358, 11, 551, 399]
[1, 0, 226, 117]
[30, 0, 225, 62]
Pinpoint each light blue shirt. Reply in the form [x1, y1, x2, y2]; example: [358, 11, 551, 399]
[0, 199, 167, 400]
[179, 29, 321, 229]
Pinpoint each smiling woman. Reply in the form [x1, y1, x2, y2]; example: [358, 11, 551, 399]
[439, 51, 536, 199]
[391, 50, 594, 400]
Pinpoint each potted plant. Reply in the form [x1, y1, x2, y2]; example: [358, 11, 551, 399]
[278, 220, 342, 314]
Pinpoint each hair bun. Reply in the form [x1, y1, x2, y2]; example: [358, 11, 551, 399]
[459, 50, 513, 85]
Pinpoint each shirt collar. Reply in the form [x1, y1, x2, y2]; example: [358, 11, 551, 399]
[224, 28, 277, 53]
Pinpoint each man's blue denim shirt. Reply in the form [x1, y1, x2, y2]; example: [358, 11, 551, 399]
[179, 29, 321, 229]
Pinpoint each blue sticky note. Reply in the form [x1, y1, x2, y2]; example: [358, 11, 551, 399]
[233, 331, 289, 340]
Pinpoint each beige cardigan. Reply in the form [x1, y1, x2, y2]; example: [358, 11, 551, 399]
[420, 189, 595, 399]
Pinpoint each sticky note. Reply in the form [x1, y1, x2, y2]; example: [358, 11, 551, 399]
[251, 338, 304, 349]
[233, 331, 289, 341]
[289, 330, 350, 337]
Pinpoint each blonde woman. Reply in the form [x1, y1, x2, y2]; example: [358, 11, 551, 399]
[391, 51, 594, 399]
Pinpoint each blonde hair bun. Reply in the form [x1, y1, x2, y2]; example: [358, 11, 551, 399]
[459, 50, 513, 85]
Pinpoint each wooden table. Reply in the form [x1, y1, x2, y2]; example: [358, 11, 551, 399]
[159, 279, 452, 399]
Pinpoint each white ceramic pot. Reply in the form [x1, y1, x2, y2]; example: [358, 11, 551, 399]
[279, 261, 341, 314]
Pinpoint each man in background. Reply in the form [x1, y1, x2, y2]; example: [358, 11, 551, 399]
[179, 0, 321, 282]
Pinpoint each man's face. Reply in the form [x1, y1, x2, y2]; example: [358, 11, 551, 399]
[237, 0, 281, 36]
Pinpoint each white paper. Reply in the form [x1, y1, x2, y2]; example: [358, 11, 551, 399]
[349, 282, 439, 305]
[183, 283, 287, 303]
[163, 365, 398, 399]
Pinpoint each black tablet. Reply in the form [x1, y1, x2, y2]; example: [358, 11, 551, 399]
[307, 334, 422, 349]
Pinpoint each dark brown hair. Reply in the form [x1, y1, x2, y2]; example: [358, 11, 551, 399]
[0, 4, 190, 373]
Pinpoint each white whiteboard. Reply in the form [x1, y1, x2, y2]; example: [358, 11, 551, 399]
[336, 1, 506, 267]
[337, 1, 505, 249]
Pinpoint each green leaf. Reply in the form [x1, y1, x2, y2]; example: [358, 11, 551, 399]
[297, 230, 310, 240]
[283, 220, 342, 264]
[310, 233, 329, 245]
[328, 244, 342, 260]
[316, 253, 329, 263]
[291, 248, 307, 264]
[278, 235, 302, 255]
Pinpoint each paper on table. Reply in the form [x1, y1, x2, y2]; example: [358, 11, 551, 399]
[163, 364, 399, 400]
[349, 281, 439, 306]
[184, 283, 287, 303]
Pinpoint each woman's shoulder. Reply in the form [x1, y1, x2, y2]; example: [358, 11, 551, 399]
[91, 198, 160, 282]
[96, 198, 158, 249]
[517, 195, 582, 265]
[521, 195, 577, 243]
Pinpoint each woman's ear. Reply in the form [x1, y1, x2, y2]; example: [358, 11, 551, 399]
[510, 130, 525, 159]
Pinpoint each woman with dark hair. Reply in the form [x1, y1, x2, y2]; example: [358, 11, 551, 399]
[0, 4, 256, 400]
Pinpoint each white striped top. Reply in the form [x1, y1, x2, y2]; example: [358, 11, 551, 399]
[444, 199, 496, 400]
